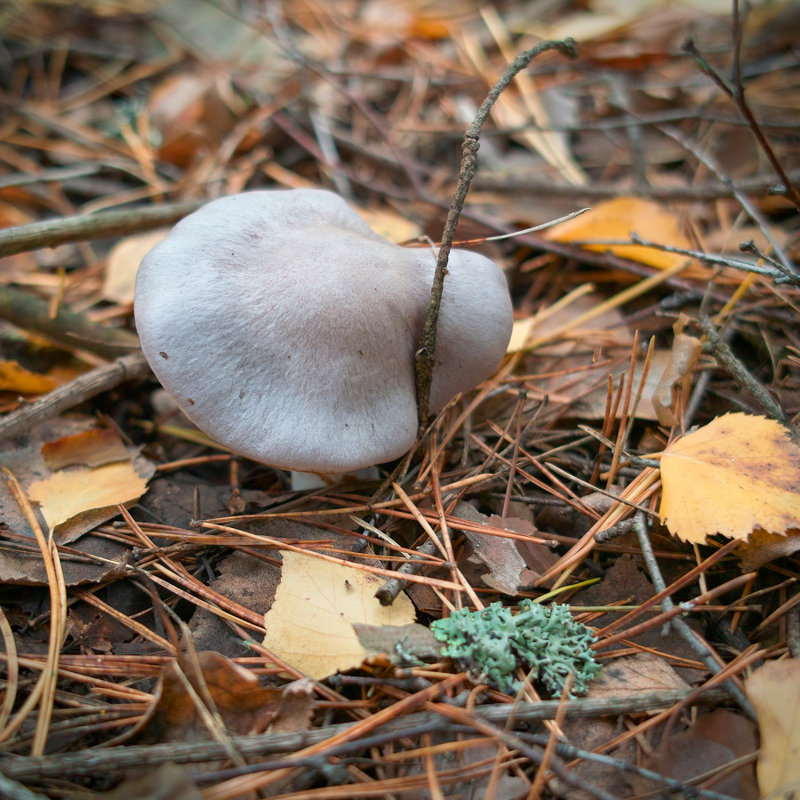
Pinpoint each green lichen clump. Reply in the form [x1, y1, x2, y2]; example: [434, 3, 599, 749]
[430, 600, 601, 696]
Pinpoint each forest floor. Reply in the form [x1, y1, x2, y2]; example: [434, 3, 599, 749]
[1, 1, 799, 798]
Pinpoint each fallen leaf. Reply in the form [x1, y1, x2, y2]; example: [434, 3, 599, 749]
[746, 660, 800, 799]
[0, 360, 58, 395]
[574, 555, 706, 682]
[588, 653, 689, 699]
[544, 197, 692, 270]
[659, 413, 800, 542]
[103, 229, 169, 305]
[42, 427, 130, 470]
[135, 652, 313, 744]
[88, 762, 201, 800]
[739, 528, 800, 572]
[263, 550, 416, 680]
[488, 515, 559, 585]
[652, 324, 703, 427]
[353, 622, 441, 663]
[643, 710, 757, 800]
[356, 207, 421, 242]
[28, 461, 150, 535]
[464, 522, 526, 595]
[0, 418, 156, 551]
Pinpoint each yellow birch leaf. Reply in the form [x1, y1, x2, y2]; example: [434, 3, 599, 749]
[263, 550, 415, 680]
[543, 197, 691, 270]
[28, 462, 149, 533]
[746, 660, 800, 799]
[659, 413, 800, 543]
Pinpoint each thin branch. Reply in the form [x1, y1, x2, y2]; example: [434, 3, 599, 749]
[681, 5, 800, 210]
[0, 201, 201, 258]
[413, 37, 578, 430]
[698, 315, 789, 425]
[0, 286, 141, 357]
[631, 512, 755, 719]
[474, 170, 800, 201]
[0, 352, 151, 443]
[658, 124, 796, 276]
[0, 688, 729, 781]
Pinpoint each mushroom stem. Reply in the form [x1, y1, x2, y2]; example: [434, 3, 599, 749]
[290, 467, 380, 492]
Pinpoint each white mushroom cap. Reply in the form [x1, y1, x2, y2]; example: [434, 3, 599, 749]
[134, 189, 512, 473]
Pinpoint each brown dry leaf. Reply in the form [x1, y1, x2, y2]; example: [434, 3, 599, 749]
[652, 320, 703, 426]
[543, 197, 692, 270]
[463, 516, 526, 595]
[659, 413, 800, 542]
[87, 762, 201, 800]
[0, 360, 58, 395]
[41, 427, 130, 470]
[353, 622, 442, 663]
[746, 659, 800, 799]
[146, 67, 240, 166]
[263, 550, 416, 680]
[739, 528, 800, 572]
[489, 515, 560, 585]
[135, 652, 313, 744]
[0, 418, 156, 549]
[588, 653, 689, 699]
[642, 710, 758, 800]
[103, 229, 169, 305]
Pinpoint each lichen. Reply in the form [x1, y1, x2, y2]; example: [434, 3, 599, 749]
[430, 600, 601, 696]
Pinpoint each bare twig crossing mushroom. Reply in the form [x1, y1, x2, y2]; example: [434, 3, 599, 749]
[134, 189, 512, 475]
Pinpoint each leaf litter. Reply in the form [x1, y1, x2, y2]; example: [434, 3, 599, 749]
[0, 0, 799, 798]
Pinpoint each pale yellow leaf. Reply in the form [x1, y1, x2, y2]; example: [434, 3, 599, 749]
[506, 317, 536, 354]
[746, 660, 800, 799]
[544, 197, 691, 270]
[263, 550, 415, 680]
[659, 413, 800, 543]
[356, 207, 421, 243]
[28, 462, 149, 533]
[103, 229, 169, 305]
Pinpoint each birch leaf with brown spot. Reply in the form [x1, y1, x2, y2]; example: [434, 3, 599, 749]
[659, 413, 800, 543]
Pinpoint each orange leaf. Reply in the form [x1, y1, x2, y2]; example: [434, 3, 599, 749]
[0, 360, 57, 396]
[659, 413, 800, 542]
[544, 197, 691, 270]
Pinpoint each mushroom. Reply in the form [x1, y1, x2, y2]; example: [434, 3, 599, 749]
[134, 188, 512, 483]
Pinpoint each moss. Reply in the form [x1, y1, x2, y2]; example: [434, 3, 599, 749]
[430, 600, 601, 696]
